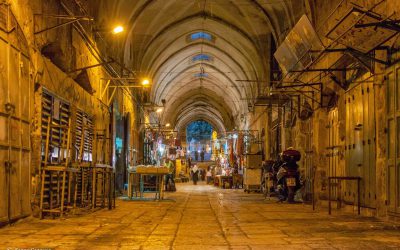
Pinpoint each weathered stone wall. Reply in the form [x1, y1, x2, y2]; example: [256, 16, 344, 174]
[258, 0, 400, 218]
[8, 0, 141, 212]
[309, 0, 398, 217]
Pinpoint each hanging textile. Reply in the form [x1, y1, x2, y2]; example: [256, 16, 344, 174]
[237, 133, 243, 156]
[229, 139, 234, 165]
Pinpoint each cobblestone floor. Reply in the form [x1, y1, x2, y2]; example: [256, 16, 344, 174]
[1, 182, 400, 250]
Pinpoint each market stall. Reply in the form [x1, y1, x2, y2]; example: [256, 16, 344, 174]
[211, 130, 262, 190]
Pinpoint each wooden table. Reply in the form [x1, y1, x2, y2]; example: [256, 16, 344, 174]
[128, 169, 167, 200]
[215, 175, 233, 189]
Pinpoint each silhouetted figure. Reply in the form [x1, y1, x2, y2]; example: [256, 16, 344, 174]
[201, 168, 206, 181]
[195, 151, 199, 161]
[200, 150, 205, 162]
[187, 156, 192, 172]
[191, 165, 199, 185]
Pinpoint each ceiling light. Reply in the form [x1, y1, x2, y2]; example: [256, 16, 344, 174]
[156, 108, 163, 113]
[165, 123, 170, 127]
[141, 78, 150, 86]
[112, 26, 124, 34]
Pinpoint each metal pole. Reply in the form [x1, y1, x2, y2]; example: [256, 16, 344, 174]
[312, 179, 315, 211]
[67, 61, 113, 74]
[328, 178, 331, 215]
[357, 178, 361, 215]
[34, 18, 83, 35]
[33, 14, 93, 21]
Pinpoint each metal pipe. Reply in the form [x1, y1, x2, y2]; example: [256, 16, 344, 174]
[275, 83, 322, 89]
[68, 61, 113, 74]
[33, 14, 94, 21]
[290, 68, 356, 72]
[34, 18, 83, 35]
[328, 177, 331, 215]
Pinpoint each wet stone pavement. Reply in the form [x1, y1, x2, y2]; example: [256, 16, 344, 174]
[1, 183, 400, 250]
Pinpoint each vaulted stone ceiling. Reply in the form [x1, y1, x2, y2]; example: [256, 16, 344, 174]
[95, 0, 307, 135]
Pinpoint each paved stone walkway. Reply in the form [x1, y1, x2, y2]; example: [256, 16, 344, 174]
[1, 183, 400, 250]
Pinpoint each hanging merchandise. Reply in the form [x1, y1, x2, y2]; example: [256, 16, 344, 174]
[233, 134, 238, 155]
[175, 138, 181, 147]
[237, 133, 243, 156]
[229, 138, 234, 165]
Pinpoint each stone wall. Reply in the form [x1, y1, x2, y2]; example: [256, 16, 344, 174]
[252, 0, 400, 218]
[7, 0, 141, 213]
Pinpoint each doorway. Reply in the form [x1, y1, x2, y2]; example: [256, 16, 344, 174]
[386, 66, 400, 214]
[345, 82, 376, 208]
[186, 120, 213, 162]
[0, 4, 32, 224]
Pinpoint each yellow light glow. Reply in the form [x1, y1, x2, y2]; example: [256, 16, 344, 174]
[113, 26, 124, 34]
[156, 108, 163, 113]
[142, 79, 150, 86]
[166, 123, 170, 127]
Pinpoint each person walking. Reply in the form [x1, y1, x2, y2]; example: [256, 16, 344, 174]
[201, 168, 206, 181]
[200, 149, 205, 162]
[187, 156, 192, 170]
[191, 164, 199, 185]
[195, 150, 199, 161]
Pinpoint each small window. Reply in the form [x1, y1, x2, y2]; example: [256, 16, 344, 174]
[188, 32, 214, 42]
[192, 54, 212, 62]
[194, 73, 208, 78]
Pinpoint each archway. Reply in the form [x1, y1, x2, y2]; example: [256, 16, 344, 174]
[186, 120, 214, 162]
